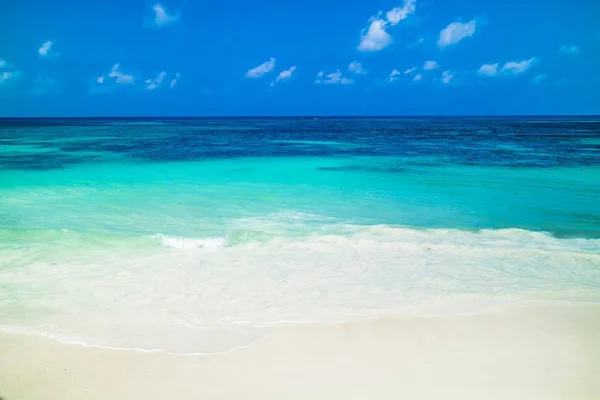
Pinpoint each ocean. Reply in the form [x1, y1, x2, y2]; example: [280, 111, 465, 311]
[1, 117, 599, 354]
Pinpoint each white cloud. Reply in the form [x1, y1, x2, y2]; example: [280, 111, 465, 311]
[38, 40, 53, 57]
[559, 45, 580, 54]
[348, 61, 366, 74]
[358, 19, 392, 51]
[315, 70, 353, 85]
[145, 71, 167, 90]
[0, 59, 5, 68]
[500, 58, 536, 75]
[153, 3, 178, 26]
[437, 20, 476, 47]
[170, 72, 180, 89]
[390, 67, 421, 82]
[358, 0, 416, 52]
[106, 63, 135, 84]
[389, 69, 401, 82]
[271, 65, 296, 86]
[246, 57, 276, 78]
[478, 58, 537, 77]
[94, 65, 177, 92]
[423, 60, 438, 70]
[477, 63, 499, 76]
[108, 64, 118, 78]
[532, 73, 549, 85]
[441, 70, 454, 84]
[386, 0, 416, 25]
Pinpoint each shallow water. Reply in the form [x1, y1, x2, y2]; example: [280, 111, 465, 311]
[1, 117, 599, 353]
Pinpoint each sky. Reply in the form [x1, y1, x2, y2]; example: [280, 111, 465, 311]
[1, 0, 599, 116]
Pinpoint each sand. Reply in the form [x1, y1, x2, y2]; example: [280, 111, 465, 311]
[1, 302, 600, 400]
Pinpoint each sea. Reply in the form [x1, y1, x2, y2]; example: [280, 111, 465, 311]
[1, 116, 599, 354]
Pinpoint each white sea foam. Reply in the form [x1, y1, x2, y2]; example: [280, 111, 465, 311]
[1, 225, 599, 354]
[152, 234, 226, 249]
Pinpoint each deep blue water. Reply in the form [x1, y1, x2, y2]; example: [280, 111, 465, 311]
[1, 117, 599, 170]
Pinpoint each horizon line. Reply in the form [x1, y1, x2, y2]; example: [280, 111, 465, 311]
[1, 114, 599, 119]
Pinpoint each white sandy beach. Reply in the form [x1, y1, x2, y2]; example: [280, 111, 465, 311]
[1, 302, 599, 400]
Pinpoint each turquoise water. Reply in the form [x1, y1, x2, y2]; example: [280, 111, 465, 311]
[1, 117, 599, 353]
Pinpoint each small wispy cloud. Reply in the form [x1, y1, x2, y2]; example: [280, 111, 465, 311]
[385, 0, 416, 24]
[0, 58, 22, 87]
[348, 61, 366, 74]
[559, 45, 580, 54]
[145, 71, 167, 90]
[358, 0, 416, 52]
[500, 58, 537, 75]
[441, 70, 454, 84]
[389, 69, 401, 82]
[246, 58, 276, 78]
[152, 3, 178, 27]
[94, 64, 135, 91]
[532, 73, 549, 85]
[315, 70, 353, 85]
[556, 77, 568, 87]
[477, 63, 499, 77]
[400, 66, 421, 81]
[0, 71, 13, 84]
[437, 20, 477, 47]
[478, 58, 537, 77]
[38, 40, 53, 57]
[170, 72, 180, 89]
[423, 60, 438, 70]
[94, 65, 179, 93]
[108, 63, 135, 84]
[407, 36, 424, 49]
[0, 71, 23, 86]
[271, 66, 296, 86]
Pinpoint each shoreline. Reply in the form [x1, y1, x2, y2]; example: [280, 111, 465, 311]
[0, 299, 596, 356]
[2, 302, 599, 399]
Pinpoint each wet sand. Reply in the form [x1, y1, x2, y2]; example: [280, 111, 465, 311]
[1, 303, 599, 400]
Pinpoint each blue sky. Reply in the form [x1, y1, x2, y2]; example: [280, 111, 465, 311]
[1, 0, 599, 116]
